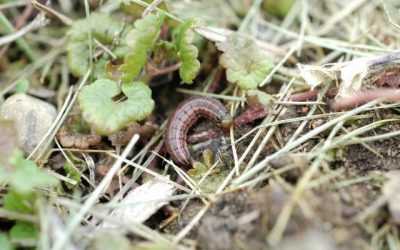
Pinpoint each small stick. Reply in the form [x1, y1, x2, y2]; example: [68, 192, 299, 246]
[234, 105, 268, 126]
[289, 87, 338, 102]
[330, 88, 400, 110]
[289, 89, 320, 101]
[147, 62, 182, 76]
[142, 0, 164, 17]
[208, 67, 225, 93]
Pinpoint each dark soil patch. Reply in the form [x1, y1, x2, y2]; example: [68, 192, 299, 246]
[193, 183, 377, 250]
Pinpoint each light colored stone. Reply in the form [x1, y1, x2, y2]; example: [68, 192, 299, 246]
[0, 93, 57, 155]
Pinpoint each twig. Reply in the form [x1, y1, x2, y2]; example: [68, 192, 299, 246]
[330, 88, 400, 110]
[142, 0, 164, 17]
[32, 0, 73, 26]
[0, 14, 47, 46]
[147, 62, 182, 76]
[127, 0, 182, 22]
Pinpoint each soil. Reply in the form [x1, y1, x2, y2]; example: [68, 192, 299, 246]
[164, 107, 398, 249]
[167, 182, 376, 249]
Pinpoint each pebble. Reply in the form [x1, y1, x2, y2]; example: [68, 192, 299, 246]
[0, 93, 57, 155]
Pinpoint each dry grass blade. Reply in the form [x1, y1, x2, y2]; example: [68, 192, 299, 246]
[233, 98, 383, 186]
[108, 152, 192, 193]
[0, 13, 48, 46]
[53, 134, 140, 250]
[3, 0, 400, 249]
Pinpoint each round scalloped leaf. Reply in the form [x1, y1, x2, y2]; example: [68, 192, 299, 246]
[176, 19, 202, 84]
[67, 13, 131, 78]
[79, 79, 154, 135]
[218, 33, 274, 90]
[119, 12, 165, 83]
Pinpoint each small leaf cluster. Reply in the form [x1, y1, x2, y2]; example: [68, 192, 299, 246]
[67, 12, 203, 84]
[188, 162, 229, 193]
[0, 120, 58, 249]
[63, 151, 83, 190]
[176, 19, 202, 84]
[119, 12, 166, 83]
[119, 13, 202, 84]
[72, 12, 203, 135]
[79, 80, 154, 135]
[1, 150, 58, 193]
[67, 13, 132, 79]
[218, 33, 274, 90]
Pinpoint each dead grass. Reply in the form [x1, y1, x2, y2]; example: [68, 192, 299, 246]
[1, 0, 400, 249]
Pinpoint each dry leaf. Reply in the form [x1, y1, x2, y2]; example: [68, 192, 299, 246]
[298, 53, 400, 98]
[298, 64, 337, 90]
[100, 178, 175, 229]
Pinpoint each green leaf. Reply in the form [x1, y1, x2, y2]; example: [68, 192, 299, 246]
[67, 13, 131, 78]
[93, 58, 111, 80]
[14, 78, 29, 93]
[218, 33, 274, 89]
[154, 40, 178, 61]
[63, 161, 81, 190]
[79, 79, 154, 135]
[9, 222, 38, 241]
[188, 162, 209, 178]
[0, 233, 14, 250]
[176, 19, 202, 84]
[3, 190, 36, 214]
[119, 12, 165, 83]
[188, 162, 228, 193]
[0, 150, 58, 194]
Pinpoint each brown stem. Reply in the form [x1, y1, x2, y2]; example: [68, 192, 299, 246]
[289, 89, 320, 101]
[147, 62, 182, 76]
[208, 67, 225, 93]
[330, 88, 400, 110]
[234, 105, 268, 126]
[15, 4, 35, 29]
[289, 87, 338, 101]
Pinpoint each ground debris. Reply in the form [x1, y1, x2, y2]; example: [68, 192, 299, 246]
[100, 178, 176, 229]
[57, 125, 102, 149]
[382, 171, 400, 224]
